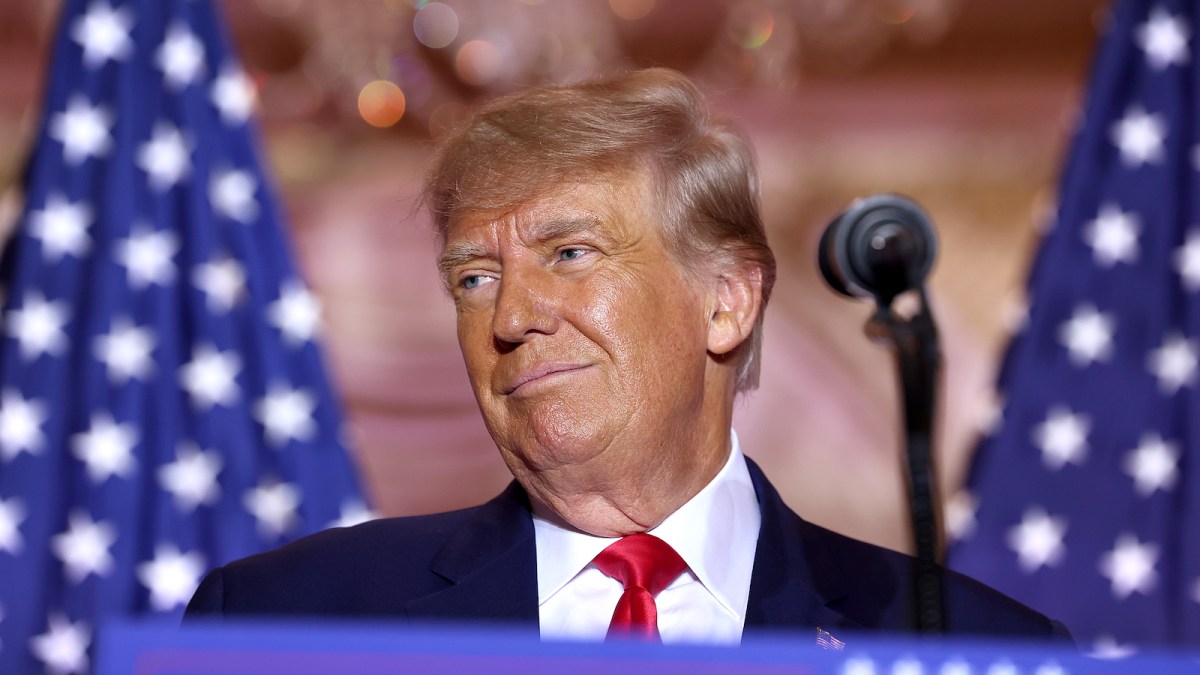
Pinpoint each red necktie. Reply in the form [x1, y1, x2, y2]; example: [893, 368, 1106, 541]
[591, 533, 688, 642]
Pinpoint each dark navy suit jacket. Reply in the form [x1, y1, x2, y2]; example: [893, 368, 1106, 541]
[186, 459, 1069, 640]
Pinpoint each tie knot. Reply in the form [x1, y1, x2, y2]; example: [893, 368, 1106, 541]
[592, 533, 687, 596]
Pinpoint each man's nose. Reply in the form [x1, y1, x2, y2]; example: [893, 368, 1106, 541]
[491, 269, 560, 345]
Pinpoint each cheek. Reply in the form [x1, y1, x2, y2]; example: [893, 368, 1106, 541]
[585, 278, 708, 383]
[456, 309, 496, 387]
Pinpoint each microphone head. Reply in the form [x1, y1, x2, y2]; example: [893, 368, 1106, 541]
[818, 193, 937, 305]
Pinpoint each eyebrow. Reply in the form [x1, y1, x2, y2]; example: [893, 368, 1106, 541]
[437, 241, 493, 279]
[436, 216, 602, 278]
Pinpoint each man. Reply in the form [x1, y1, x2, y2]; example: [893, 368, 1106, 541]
[186, 68, 1069, 644]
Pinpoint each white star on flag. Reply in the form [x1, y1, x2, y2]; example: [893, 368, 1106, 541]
[115, 226, 179, 289]
[192, 256, 246, 312]
[93, 318, 157, 384]
[1088, 635, 1139, 660]
[71, 413, 139, 484]
[158, 443, 223, 513]
[1001, 292, 1030, 334]
[29, 193, 93, 262]
[1032, 407, 1091, 470]
[254, 385, 317, 447]
[211, 65, 256, 124]
[70, 0, 133, 68]
[136, 122, 191, 191]
[210, 169, 259, 223]
[268, 282, 322, 346]
[1122, 433, 1179, 497]
[1099, 534, 1159, 599]
[1136, 7, 1190, 69]
[1147, 332, 1198, 394]
[329, 500, 378, 529]
[0, 496, 27, 554]
[179, 344, 242, 409]
[51, 511, 117, 583]
[973, 389, 1005, 437]
[944, 490, 978, 543]
[1007, 507, 1068, 572]
[5, 292, 71, 361]
[1083, 204, 1140, 267]
[1110, 106, 1167, 167]
[155, 22, 205, 90]
[137, 544, 206, 611]
[1173, 231, 1200, 291]
[48, 96, 113, 165]
[244, 480, 301, 538]
[30, 614, 90, 675]
[0, 390, 48, 462]
[1058, 304, 1116, 366]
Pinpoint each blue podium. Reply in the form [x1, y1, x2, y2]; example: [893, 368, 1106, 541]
[99, 620, 1197, 674]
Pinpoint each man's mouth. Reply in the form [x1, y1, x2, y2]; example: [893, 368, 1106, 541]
[504, 363, 592, 395]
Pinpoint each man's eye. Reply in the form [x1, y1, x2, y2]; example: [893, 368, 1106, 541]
[557, 248, 587, 262]
[461, 275, 492, 290]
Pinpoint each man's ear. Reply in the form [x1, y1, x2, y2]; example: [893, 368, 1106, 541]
[707, 263, 763, 356]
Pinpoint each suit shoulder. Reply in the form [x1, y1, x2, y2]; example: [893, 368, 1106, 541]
[240, 508, 479, 569]
[192, 507, 482, 617]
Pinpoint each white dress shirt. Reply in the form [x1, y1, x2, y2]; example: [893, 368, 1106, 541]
[533, 431, 761, 644]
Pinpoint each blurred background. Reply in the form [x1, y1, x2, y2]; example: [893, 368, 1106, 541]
[0, 0, 1108, 553]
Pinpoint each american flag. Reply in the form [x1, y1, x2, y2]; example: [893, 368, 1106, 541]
[0, 0, 368, 672]
[947, 0, 1200, 653]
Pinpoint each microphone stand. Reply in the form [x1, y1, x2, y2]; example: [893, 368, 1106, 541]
[864, 286, 944, 633]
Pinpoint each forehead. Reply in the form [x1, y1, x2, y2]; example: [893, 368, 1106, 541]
[442, 173, 654, 249]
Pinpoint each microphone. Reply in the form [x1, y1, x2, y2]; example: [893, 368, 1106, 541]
[818, 193, 946, 632]
[818, 193, 938, 305]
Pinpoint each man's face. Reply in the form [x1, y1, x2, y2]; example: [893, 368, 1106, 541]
[440, 175, 720, 528]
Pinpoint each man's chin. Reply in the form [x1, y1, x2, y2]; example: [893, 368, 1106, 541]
[493, 422, 619, 487]
[500, 434, 609, 474]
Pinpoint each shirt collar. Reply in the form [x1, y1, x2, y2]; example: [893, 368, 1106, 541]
[532, 430, 761, 621]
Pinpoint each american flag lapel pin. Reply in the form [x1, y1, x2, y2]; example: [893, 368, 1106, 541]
[816, 627, 846, 650]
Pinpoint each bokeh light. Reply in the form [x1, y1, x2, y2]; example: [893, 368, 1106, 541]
[357, 80, 406, 127]
[455, 40, 505, 86]
[729, 4, 775, 50]
[609, 0, 655, 21]
[874, 1, 919, 26]
[413, 2, 459, 49]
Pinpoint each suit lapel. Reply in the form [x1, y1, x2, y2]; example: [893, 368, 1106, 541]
[405, 482, 540, 627]
[401, 460, 867, 637]
[743, 458, 866, 636]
